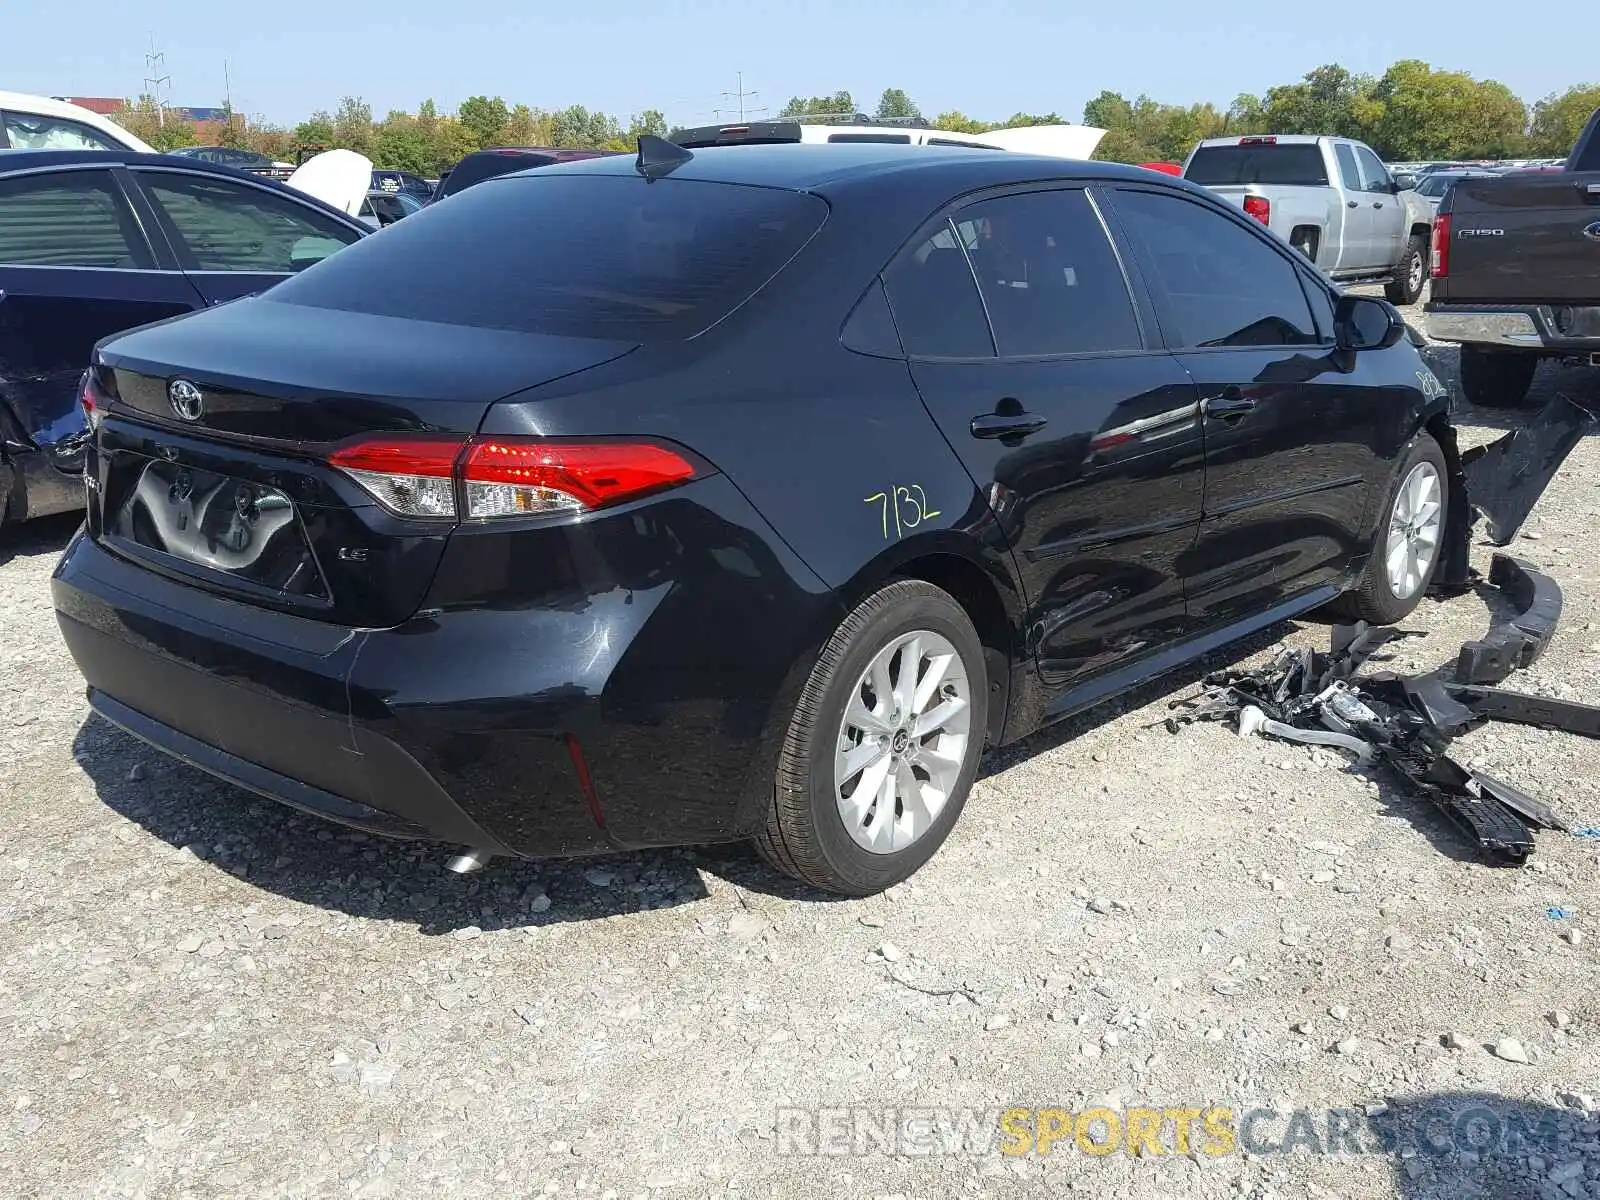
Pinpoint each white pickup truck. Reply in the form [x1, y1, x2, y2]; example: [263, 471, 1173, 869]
[1183, 134, 1434, 304]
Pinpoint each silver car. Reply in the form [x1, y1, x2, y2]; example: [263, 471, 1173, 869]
[1411, 168, 1499, 217]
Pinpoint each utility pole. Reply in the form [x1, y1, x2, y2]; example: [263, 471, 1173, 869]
[143, 36, 170, 128]
[718, 72, 764, 122]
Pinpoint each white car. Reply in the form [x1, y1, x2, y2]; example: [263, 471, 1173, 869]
[0, 91, 155, 153]
[670, 116, 1106, 161]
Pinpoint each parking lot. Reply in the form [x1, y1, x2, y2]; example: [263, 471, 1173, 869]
[3, 294, 1599, 1199]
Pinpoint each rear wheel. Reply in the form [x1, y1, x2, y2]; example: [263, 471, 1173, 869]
[1328, 434, 1448, 625]
[754, 580, 987, 896]
[1459, 345, 1538, 409]
[1384, 233, 1428, 305]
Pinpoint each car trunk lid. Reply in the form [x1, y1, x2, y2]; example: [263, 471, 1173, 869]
[89, 296, 637, 627]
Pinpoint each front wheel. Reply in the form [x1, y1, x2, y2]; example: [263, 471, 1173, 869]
[753, 580, 988, 896]
[1330, 435, 1449, 625]
[1384, 233, 1428, 305]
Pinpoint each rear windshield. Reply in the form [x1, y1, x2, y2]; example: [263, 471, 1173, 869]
[269, 174, 828, 341]
[1185, 144, 1330, 186]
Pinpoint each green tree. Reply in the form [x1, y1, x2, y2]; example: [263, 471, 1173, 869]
[779, 91, 855, 119]
[457, 95, 510, 148]
[1369, 60, 1527, 159]
[293, 113, 336, 156]
[1529, 83, 1600, 155]
[625, 109, 669, 141]
[331, 96, 374, 154]
[929, 110, 989, 134]
[111, 96, 199, 151]
[1082, 91, 1134, 132]
[1261, 64, 1378, 139]
[875, 88, 920, 121]
[503, 104, 554, 147]
[372, 111, 435, 173]
[995, 111, 1065, 128]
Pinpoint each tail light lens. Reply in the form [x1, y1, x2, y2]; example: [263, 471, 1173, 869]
[1243, 195, 1271, 226]
[1431, 213, 1451, 278]
[327, 435, 699, 520]
[79, 367, 115, 433]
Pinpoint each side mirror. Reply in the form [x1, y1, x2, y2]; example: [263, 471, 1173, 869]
[1335, 294, 1406, 351]
[1392, 173, 1415, 191]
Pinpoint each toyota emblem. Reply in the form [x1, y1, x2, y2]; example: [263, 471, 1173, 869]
[168, 378, 204, 422]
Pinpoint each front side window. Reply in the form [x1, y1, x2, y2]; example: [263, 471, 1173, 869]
[954, 189, 1141, 357]
[2, 111, 121, 151]
[0, 171, 152, 268]
[1355, 147, 1393, 193]
[139, 173, 361, 272]
[1112, 189, 1318, 349]
[883, 220, 994, 358]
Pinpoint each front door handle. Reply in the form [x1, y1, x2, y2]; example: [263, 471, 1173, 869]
[1202, 390, 1256, 420]
[970, 411, 1048, 440]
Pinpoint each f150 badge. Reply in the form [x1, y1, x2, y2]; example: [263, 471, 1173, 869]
[1457, 228, 1503, 238]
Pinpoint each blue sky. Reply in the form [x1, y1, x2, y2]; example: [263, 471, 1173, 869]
[9, 0, 1594, 128]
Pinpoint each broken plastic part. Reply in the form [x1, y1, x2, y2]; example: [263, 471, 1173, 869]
[1454, 553, 1562, 685]
[1461, 395, 1596, 545]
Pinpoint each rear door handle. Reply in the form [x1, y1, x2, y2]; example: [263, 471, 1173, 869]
[970, 411, 1048, 440]
[1373, 201, 1385, 209]
[1347, 200, 1359, 208]
[1203, 390, 1256, 420]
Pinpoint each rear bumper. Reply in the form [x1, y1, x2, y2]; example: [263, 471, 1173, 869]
[52, 474, 832, 858]
[1426, 303, 1600, 354]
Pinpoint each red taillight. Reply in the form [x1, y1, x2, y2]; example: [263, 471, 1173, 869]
[327, 435, 698, 520]
[1243, 195, 1271, 226]
[1431, 213, 1451, 279]
[79, 370, 113, 432]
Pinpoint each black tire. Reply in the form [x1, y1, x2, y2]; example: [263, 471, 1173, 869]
[1384, 233, 1428, 305]
[753, 579, 988, 896]
[1459, 345, 1538, 409]
[1326, 434, 1449, 625]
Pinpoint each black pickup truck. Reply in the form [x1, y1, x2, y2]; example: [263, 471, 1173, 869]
[1426, 107, 1600, 407]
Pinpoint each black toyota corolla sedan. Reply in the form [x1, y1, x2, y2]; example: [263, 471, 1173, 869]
[53, 140, 1454, 895]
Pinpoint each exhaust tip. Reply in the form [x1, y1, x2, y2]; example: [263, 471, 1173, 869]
[444, 848, 493, 875]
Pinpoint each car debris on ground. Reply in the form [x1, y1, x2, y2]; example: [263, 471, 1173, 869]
[1165, 394, 1599, 863]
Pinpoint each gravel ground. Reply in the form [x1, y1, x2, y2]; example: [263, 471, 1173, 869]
[3, 298, 1599, 1200]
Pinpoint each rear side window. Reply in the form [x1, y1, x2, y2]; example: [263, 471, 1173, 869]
[883, 221, 994, 357]
[1334, 144, 1361, 190]
[2, 111, 122, 151]
[1185, 144, 1330, 186]
[269, 175, 829, 341]
[0, 171, 153, 268]
[138, 172, 361, 272]
[955, 190, 1140, 357]
[1112, 189, 1318, 349]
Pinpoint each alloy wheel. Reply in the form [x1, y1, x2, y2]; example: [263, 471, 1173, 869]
[1385, 460, 1443, 600]
[834, 630, 972, 854]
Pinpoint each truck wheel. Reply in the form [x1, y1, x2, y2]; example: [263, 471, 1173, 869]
[1327, 434, 1449, 625]
[753, 580, 987, 896]
[1384, 234, 1428, 305]
[1459, 346, 1538, 409]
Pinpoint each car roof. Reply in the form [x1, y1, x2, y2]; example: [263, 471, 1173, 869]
[0, 148, 369, 228]
[518, 141, 1187, 200]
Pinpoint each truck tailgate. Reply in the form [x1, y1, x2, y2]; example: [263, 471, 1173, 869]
[1442, 174, 1600, 304]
